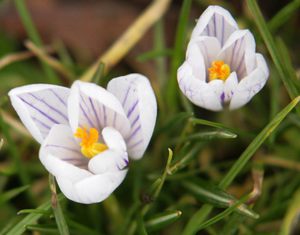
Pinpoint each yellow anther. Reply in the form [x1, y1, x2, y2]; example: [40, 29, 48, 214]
[208, 60, 231, 81]
[74, 127, 108, 158]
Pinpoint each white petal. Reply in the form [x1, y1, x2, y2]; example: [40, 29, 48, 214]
[218, 30, 256, 79]
[102, 127, 126, 152]
[107, 74, 157, 160]
[187, 36, 221, 77]
[8, 84, 69, 143]
[224, 72, 238, 103]
[186, 41, 206, 81]
[88, 149, 128, 174]
[256, 53, 269, 78]
[177, 62, 223, 111]
[229, 57, 268, 110]
[68, 81, 131, 139]
[208, 79, 224, 101]
[39, 124, 90, 177]
[56, 170, 127, 204]
[191, 5, 238, 46]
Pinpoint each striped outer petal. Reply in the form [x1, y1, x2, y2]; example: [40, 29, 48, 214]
[191, 5, 238, 46]
[68, 81, 131, 139]
[178, 61, 223, 111]
[8, 84, 69, 143]
[56, 170, 127, 204]
[187, 36, 221, 72]
[39, 124, 89, 172]
[217, 30, 256, 79]
[39, 124, 128, 204]
[107, 74, 157, 160]
[229, 53, 269, 110]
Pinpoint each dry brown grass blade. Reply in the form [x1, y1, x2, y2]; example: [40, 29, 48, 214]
[80, 0, 172, 82]
[25, 40, 75, 80]
[0, 46, 53, 70]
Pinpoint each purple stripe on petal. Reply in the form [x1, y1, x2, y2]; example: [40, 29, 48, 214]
[127, 125, 141, 141]
[50, 89, 67, 107]
[80, 103, 95, 127]
[230, 40, 238, 66]
[103, 106, 107, 126]
[19, 97, 60, 124]
[127, 100, 139, 118]
[213, 14, 217, 38]
[131, 115, 140, 128]
[207, 22, 210, 36]
[128, 139, 143, 149]
[31, 116, 51, 130]
[221, 16, 225, 46]
[29, 93, 68, 121]
[220, 92, 225, 103]
[122, 86, 131, 106]
[46, 144, 82, 154]
[89, 97, 101, 129]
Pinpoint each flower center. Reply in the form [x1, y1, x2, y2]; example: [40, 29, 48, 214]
[74, 127, 108, 159]
[208, 60, 231, 81]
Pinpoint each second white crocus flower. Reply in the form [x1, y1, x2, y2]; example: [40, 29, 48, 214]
[9, 74, 157, 204]
[178, 6, 269, 111]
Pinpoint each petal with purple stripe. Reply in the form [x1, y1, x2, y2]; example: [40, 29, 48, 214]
[107, 74, 157, 160]
[39, 124, 89, 171]
[217, 30, 256, 79]
[8, 84, 69, 143]
[68, 81, 131, 139]
[191, 5, 238, 46]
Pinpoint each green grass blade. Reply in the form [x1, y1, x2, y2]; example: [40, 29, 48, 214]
[0, 185, 29, 206]
[246, 0, 300, 113]
[279, 189, 300, 235]
[268, 0, 300, 32]
[145, 210, 182, 231]
[49, 175, 69, 235]
[166, 0, 192, 111]
[14, 0, 59, 83]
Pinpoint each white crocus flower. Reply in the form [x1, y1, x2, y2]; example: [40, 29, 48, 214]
[8, 74, 157, 204]
[177, 5, 269, 111]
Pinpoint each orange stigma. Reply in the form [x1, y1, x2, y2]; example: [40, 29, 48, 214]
[208, 60, 231, 81]
[74, 127, 108, 158]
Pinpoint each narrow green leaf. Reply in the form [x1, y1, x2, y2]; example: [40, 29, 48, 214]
[0, 185, 29, 206]
[4, 194, 64, 235]
[189, 118, 236, 133]
[49, 175, 70, 235]
[137, 49, 173, 62]
[268, 0, 300, 32]
[91, 62, 105, 85]
[166, 0, 192, 111]
[26, 225, 58, 234]
[279, 189, 300, 235]
[169, 145, 202, 174]
[146, 210, 182, 231]
[17, 209, 51, 215]
[171, 130, 237, 143]
[246, 0, 300, 113]
[182, 180, 258, 219]
[195, 195, 250, 231]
